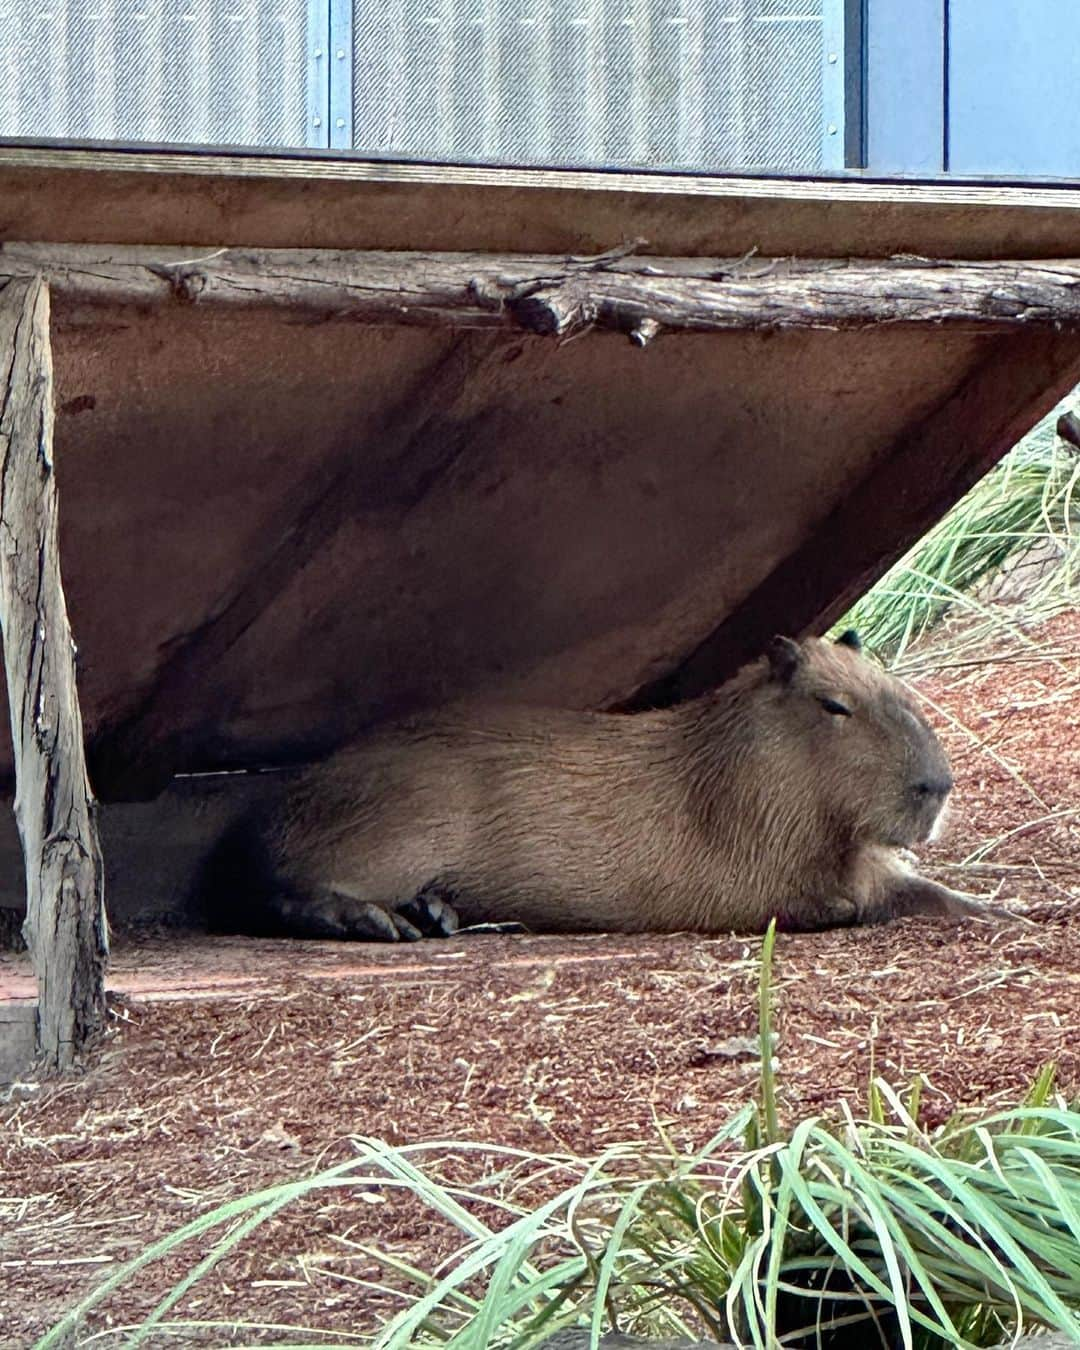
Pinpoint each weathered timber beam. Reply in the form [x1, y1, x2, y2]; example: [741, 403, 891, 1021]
[5, 243, 1080, 340]
[0, 276, 107, 1071]
[88, 331, 505, 801]
[623, 329, 1080, 708]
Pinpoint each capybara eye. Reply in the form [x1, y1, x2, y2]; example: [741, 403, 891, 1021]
[818, 697, 852, 717]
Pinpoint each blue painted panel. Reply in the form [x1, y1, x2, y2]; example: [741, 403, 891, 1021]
[949, 1, 1080, 177]
[822, 0, 864, 169]
[865, 0, 944, 174]
[328, 0, 354, 150]
[308, 0, 331, 149]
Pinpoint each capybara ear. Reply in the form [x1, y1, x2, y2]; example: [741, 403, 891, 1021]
[835, 629, 862, 651]
[766, 635, 803, 684]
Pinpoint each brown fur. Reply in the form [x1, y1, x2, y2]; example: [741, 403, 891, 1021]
[208, 635, 1007, 940]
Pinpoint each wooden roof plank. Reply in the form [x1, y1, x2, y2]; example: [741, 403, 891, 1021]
[624, 328, 1080, 707]
[6, 145, 1080, 258]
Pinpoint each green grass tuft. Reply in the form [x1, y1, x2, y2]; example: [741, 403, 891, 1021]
[39, 928, 1080, 1350]
[835, 395, 1080, 667]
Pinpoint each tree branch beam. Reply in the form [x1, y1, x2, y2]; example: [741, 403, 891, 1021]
[5, 244, 1080, 340]
[0, 275, 107, 1072]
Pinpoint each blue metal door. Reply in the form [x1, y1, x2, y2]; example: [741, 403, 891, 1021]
[866, 0, 1080, 178]
[948, 0, 1080, 176]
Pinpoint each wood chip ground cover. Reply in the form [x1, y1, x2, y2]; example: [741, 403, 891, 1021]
[1, 613, 1079, 1347]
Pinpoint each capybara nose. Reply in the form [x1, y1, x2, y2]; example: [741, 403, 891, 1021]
[914, 775, 953, 800]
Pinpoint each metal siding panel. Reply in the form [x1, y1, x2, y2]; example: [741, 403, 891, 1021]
[351, 0, 826, 172]
[675, 2, 706, 164]
[0, 0, 834, 167]
[948, 0, 1080, 177]
[0, 10, 15, 134]
[748, 13, 822, 167]
[865, 0, 944, 174]
[697, 10, 739, 166]
[308, 0, 331, 147]
[0, 0, 312, 148]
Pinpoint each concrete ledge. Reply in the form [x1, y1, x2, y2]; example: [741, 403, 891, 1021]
[0, 999, 36, 1082]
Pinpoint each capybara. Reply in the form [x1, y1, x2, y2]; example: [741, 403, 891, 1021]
[203, 631, 1008, 940]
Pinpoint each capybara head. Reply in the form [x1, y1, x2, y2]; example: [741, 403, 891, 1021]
[758, 630, 953, 848]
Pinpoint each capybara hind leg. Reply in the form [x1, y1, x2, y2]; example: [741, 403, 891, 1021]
[864, 877, 1018, 925]
[398, 883, 461, 938]
[778, 894, 859, 932]
[269, 889, 423, 942]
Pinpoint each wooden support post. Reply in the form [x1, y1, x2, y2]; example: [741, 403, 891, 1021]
[0, 275, 107, 1073]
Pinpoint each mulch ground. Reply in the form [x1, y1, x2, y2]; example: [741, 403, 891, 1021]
[1, 611, 1079, 1348]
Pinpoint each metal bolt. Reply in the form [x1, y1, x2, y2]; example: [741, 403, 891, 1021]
[336, 118, 345, 128]
[336, 48, 345, 58]
[313, 116, 322, 127]
[827, 123, 838, 135]
[313, 47, 323, 57]
[827, 51, 838, 63]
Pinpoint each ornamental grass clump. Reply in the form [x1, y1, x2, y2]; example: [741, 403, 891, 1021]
[837, 395, 1080, 667]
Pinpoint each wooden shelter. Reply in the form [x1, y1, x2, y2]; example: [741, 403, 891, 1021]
[4, 144, 1080, 1071]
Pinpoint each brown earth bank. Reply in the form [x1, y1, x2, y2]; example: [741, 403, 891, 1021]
[1, 611, 1079, 1347]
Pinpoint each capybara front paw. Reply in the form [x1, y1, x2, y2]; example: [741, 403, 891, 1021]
[313, 895, 412, 942]
[398, 883, 460, 938]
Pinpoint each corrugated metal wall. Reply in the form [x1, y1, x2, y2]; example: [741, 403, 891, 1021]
[0, 0, 827, 170]
[351, 0, 825, 171]
[0, 0, 309, 146]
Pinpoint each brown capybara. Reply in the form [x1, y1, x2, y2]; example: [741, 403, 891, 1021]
[204, 631, 1009, 941]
